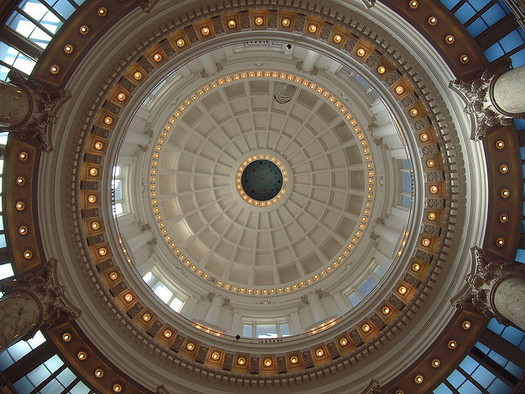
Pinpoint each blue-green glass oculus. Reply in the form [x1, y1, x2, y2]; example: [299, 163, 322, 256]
[241, 160, 283, 201]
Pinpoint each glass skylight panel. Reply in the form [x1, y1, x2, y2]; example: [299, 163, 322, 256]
[454, 3, 476, 24]
[40, 379, 65, 393]
[43, 0, 75, 19]
[113, 179, 123, 200]
[0, 65, 10, 81]
[0, 263, 14, 279]
[373, 264, 386, 278]
[69, 381, 91, 394]
[152, 281, 173, 303]
[347, 291, 361, 307]
[433, 383, 453, 393]
[357, 275, 378, 298]
[0, 133, 9, 145]
[481, 3, 507, 26]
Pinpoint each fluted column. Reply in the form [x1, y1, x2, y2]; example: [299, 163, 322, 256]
[204, 294, 224, 326]
[0, 80, 31, 128]
[459, 248, 525, 330]
[372, 122, 396, 139]
[0, 260, 79, 352]
[198, 52, 217, 75]
[0, 291, 41, 352]
[306, 291, 327, 323]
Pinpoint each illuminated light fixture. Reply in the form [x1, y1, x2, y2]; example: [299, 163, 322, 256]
[133, 71, 142, 80]
[290, 355, 298, 364]
[79, 25, 89, 34]
[211, 352, 220, 360]
[410, 108, 419, 117]
[94, 368, 104, 378]
[377, 65, 386, 74]
[77, 351, 87, 360]
[308, 24, 317, 33]
[50, 65, 59, 74]
[496, 237, 505, 247]
[430, 185, 439, 194]
[176, 38, 185, 47]
[496, 140, 505, 149]
[421, 238, 431, 247]
[153, 53, 162, 62]
[499, 164, 509, 174]
[381, 306, 390, 315]
[315, 349, 324, 357]
[228, 19, 236, 28]
[255, 17, 264, 25]
[432, 359, 441, 368]
[339, 337, 348, 346]
[499, 213, 509, 223]
[448, 340, 457, 349]
[333, 34, 342, 43]
[281, 18, 290, 27]
[142, 313, 151, 322]
[264, 358, 272, 367]
[104, 116, 112, 126]
[94, 141, 104, 150]
[124, 293, 133, 302]
[409, 0, 418, 8]
[18, 226, 28, 235]
[414, 375, 424, 384]
[97, 7, 107, 16]
[186, 343, 195, 351]
[18, 152, 28, 162]
[64, 44, 73, 53]
[62, 332, 71, 342]
[89, 168, 98, 176]
[98, 247, 107, 256]
[163, 329, 172, 338]
[426, 159, 435, 167]
[398, 286, 407, 295]
[201, 27, 210, 35]
[16, 201, 25, 211]
[462, 321, 472, 330]
[109, 271, 118, 280]
[419, 133, 428, 142]
[113, 384, 122, 392]
[237, 357, 246, 365]
[357, 48, 366, 57]
[88, 194, 97, 204]
[395, 391, 405, 394]
[362, 324, 370, 332]
[500, 188, 510, 198]
[445, 34, 455, 44]
[427, 212, 436, 221]
[23, 250, 33, 260]
[460, 54, 470, 64]
[428, 16, 437, 25]
[395, 85, 404, 94]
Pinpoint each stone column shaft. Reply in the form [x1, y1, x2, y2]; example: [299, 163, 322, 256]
[204, 295, 224, 326]
[374, 223, 400, 246]
[307, 292, 327, 323]
[493, 277, 525, 331]
[492, 64, 525, 115]
[0, 291, 41, 352]
[0, 81, 31, 128]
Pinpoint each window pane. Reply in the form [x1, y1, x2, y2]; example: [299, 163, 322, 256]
[169, 297, 183, 312]
[348, 291, 361, 307]
[280, 323, 291, 337]
[28, 330, 46, 348]
[152, 281, 173, 303]
[256, 323, 277, 338]
[40, 378, 65, 393]
[69, 381, 91, 394]
[242, 324, 252, 337]
[56, 367, 76, 387]
[143, 271, 155, 284]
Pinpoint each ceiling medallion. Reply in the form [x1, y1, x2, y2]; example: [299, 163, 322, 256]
[236, 154, 288, 207]
[145, 70, 376, 296]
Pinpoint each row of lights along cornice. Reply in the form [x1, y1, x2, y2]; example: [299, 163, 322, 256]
[74, 4, 451, 371]
[148, 70, 375, 295]
[47, 5, 473, 78]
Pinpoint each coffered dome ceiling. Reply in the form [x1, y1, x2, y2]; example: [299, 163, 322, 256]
[35, 0, 490, 391]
